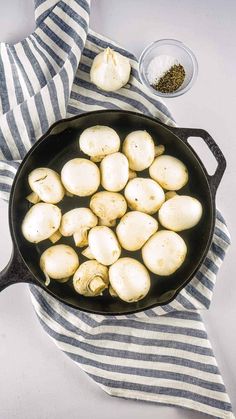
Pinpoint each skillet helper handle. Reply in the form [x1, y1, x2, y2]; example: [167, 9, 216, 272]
[0, 247, 38, 292]
[171, 127, 226, 197]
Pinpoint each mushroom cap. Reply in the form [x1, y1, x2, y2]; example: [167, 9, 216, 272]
[109, 257, 151, 303]
[61, 158, 100, 196]
[142, 230, 187, 276]
[28, 168, 65, 203]
[116, 211, 158, 251]
[149, 155, 188, 190]
[73, 260, 109, 297]
[22, 203, 61, 243]
[124, 177, 165, 214]
[40, 244, 79, 280]
[90, 191, 127, 226]
[159, 195, 203, 231]
[79, 125, 120, 158]
[88, 226, 121, 265]
[60, 208, 98, 236]
[100, 152, 129, 192]
[122, 130, 155, 171]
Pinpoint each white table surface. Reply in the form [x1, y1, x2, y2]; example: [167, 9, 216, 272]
[0, 1, 235, 418]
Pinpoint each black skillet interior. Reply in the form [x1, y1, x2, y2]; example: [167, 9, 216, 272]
[10, 111, 215, 314]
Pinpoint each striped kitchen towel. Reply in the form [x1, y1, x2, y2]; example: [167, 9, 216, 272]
[0, 1, 234, 417]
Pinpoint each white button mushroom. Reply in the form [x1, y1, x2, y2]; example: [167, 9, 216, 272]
[159, 195, 203, 231]
[90, 191, 127, 227]
[122, 131, 155, 171]
[87, 226, 121, 266]
[22, 203, 61, 244]
[149, 155, 188, 190]
[40, 244, 79, 285]
[124, 177, 165, 214]
[60, 208, 98, 247]
[100, 152, 129, 192]
[27, 168, 65, 204]
[73, 260, 109, 297]
[90, 48, 131, 92]
[109, 258, 151, 303]
[61, 158, 100, 197]
[79, 125, 120, 161]
[116, 211, 158, 251]
[142, 230, 187, 276]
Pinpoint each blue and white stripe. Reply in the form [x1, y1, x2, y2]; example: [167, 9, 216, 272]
[0, 1, 233, 417]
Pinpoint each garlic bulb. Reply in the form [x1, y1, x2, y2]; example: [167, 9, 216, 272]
[90, 48, 131, 92]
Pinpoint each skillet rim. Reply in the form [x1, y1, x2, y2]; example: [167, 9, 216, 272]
[8, 109, 216, 315]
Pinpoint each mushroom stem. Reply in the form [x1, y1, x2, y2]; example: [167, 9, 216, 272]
[49, 230, 62, 243]
[43, 271, 69, 285]
[98, 217, 116, 227]
[26, 192, 40, 204]
[128, 169, 137, 180]
[109, 285, 118, 297]
[73, 230, 88, 247]
[82, 246, 94, 259]
[89, 276, 107, 294]
[43, 270, 51, 286]
[90, 155, 103, 163]
[65, 190, 74, 197]
[165, 191, 177, 201]
[154, 144, 165, 157]
[57, 277, 70, 283]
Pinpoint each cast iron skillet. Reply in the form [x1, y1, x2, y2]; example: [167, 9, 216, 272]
[0, 110, 226, 315]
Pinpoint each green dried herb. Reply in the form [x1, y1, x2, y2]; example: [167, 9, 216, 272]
[152, 64, 185, 93]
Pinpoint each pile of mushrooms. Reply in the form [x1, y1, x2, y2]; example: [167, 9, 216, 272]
[22, 125, 203, 303]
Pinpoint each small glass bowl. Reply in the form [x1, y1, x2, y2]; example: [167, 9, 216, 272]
[139, 39, 198, 98]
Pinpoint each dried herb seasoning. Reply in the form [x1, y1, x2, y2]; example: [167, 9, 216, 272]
[152, 64, 185, 93]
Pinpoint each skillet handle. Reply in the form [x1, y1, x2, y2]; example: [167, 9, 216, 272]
[169, 127, 226, 197]
[0, 246, 39, 292]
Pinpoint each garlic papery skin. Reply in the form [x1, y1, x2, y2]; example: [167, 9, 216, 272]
[90, 48, 131, 92]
